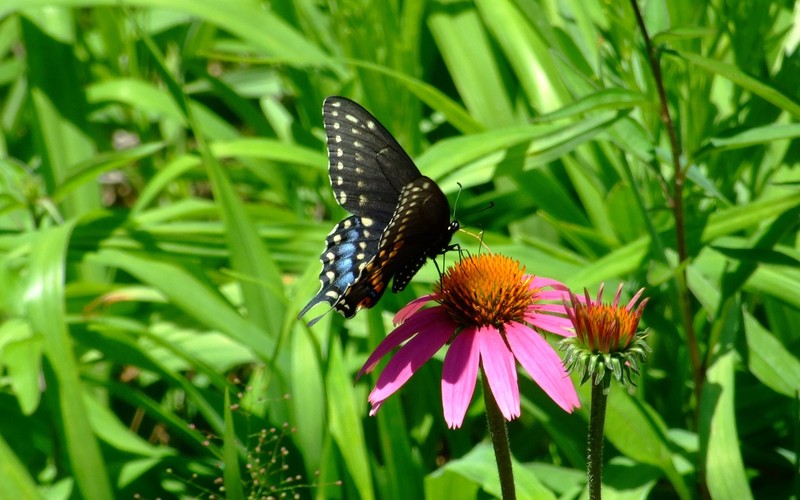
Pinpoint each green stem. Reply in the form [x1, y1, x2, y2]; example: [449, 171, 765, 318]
[587, 381, 608, 500]
[482, 369, 516, 500]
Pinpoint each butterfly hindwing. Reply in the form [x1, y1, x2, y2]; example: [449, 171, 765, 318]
[298, 215, 385, 325]
[386, 177, 460, 292]
[299, 97, 459, 324]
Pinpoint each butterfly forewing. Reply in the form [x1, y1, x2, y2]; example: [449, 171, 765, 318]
[323, 97, 421, 222]
[299, 97, 458, 324]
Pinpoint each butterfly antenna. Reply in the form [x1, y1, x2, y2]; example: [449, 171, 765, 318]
[452, 182, 463, 220]
[458, 227, 492, 254]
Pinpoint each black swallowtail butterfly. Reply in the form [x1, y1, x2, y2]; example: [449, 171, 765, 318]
[299, 96, 459, 326]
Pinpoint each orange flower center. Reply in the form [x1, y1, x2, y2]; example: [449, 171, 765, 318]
[573, 302, 639, 352]
[435, 254, 534, 328]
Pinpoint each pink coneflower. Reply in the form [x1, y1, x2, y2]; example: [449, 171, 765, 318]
[560, 283, 651, 500]
[357, 253, 580, 429]
[561, 283, 651, 392]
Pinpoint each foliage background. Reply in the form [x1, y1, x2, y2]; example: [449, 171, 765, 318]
[0, 0, 798, 498]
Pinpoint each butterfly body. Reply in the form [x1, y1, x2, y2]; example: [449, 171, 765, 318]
[299, 97, 458, 325]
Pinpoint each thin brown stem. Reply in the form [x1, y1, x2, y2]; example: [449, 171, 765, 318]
[628, 1, 708, 498]
[628, 0, 704, 407]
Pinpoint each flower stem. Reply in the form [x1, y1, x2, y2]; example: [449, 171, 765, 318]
[627, 0, 704, 410]
[587, 381, 608, 500]
[482, 369, 516, 500]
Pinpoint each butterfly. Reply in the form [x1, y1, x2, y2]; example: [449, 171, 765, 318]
[299, 96, 459, 326]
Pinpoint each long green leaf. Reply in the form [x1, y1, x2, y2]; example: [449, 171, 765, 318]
[0, 432, 40, 499]
[223, 389, 246, 500]
[675, 50, 800, 117]
[699, 298, 753, 499]
[26, 221, 113, 499]
[4, 0, 342, 72]
[87, 248, 276, 360]
[428, 2, 517, 127]
[326, 341, 374, 500]
[601, 387, 691, 499]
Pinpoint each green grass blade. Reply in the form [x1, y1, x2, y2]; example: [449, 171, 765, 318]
[223, 389, 246, 500]
[0, 432, 40, 499]
[675, 50, 800, 118]
[699, 299, 753, 500]
[87, 248, 276, 360]
[326, 341, 374, 500]
[26, 221, 113, 499]
[428, 2, 517, 126]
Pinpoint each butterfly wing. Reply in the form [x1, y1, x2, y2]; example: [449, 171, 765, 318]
[298, 215, 383, 325]
[335, 176, 457, 312]
[323, 96, 421, 222]
[300, 97, 422, 323]
[388, 177, 460, 292]
[300, 97, 457, 324]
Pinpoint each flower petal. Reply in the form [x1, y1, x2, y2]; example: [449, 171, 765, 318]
[358, 307, 448, 379]
[626, 287, 646, 311]
[524, 312, 576, 337]
[537, 289, 573, 302]
[526, 275, 569, 291]
[478, 326, 520, 422]
[505, 321, 580, 413]
[367, 317, 453, 412]
[442, 327, 480, 429]
[534, 303, 569, 314]
[394, 294, 438, 325]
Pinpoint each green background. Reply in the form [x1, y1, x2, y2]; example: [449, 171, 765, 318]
[0, 0, 798, 498]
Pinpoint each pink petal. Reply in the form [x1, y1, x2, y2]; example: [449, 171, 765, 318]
[358, 307, 448, 379]
[524, 313, 575, 337]
[534, 303, 569, 314]
[368, 401, 383, 416]
[367, 318, 453, 411]
[626, 287, 646, 311]
[442, 327, 480, 429]
[504, 321, 580, 413]
[613, 283, 625, 307]
[537, 289, 573, 302]
[478, 326, 520, 421]
[526, 276, 569, 291]
[394, 294, 438, 325]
